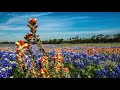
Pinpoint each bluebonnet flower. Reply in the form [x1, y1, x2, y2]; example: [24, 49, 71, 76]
[73, 54, 78, 60]
[38, 53, 43, 58]
[35, 57, 41, 69]
[108, 71, 116, 78]
[25, 51, 29, 55]
[27, 61, 32, 68]
[88, 56, 94, 60]
[63, 58, 67, 62]
[5, 67, 13, 76]
[104, 53, 109, 58]
[115, 66, 120, 74]
[75, 61, 85, 69]
[70, 54, 74, 59]
[94, 53, 101, 57]
[49, 51, 55, 57]
[104, 66, 109, 70]
[96, 68, 106, 78]
[101, 68, 106, 76]
[0, 50, 17, 78]
[1, 59, 9, 67]
[10, 61, 16, 68]
[79, 55, 83, 60]
[117, 64, 120, 68]
[0, 51, 3, 58]
[93, 58, 99, 64]
[100, 56, 106, 61]
[112, 54, 117, 58]
[36, 63, 41, 69]
[85, 59, 90, 66]
[33, 53, 37, 58]
[82, 53, 87, 58]
[0, 68, 8, 78]
[74, 60, 79, 66]
[96, 70, 102, 77]
[68, 57, 72, 64]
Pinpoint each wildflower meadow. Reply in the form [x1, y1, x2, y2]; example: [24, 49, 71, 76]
[0, 18, 120, 78]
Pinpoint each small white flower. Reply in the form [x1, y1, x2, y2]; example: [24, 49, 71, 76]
[10, 76, 13, 78]
[77, 75, 81, 78]
[1, 68, 6, 71]
[5, 67, 9, 69]
[9, 61, 12, 64]
[11, 61, 15, 64]
[5, 58, 8, 60]
[67, 74, 71, 78]
[9, 67, 12, 69]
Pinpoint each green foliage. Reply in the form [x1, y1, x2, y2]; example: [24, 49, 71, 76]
[13, 65, 26, 78]
[63, 62, 79, 78]
[63, 61, 105, 78]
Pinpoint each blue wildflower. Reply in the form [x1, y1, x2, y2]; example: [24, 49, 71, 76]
[108, 71, 116, 78]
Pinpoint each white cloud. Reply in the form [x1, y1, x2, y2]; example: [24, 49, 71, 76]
[5, 12, 53, 25]
[0, 25, 28, 30]
[7, 12, 16, 16]
[65, 16, 89, 20]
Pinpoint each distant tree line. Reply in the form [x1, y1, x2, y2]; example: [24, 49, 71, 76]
[0, 33, 120, 44]
[42, 33, 120, 44]
[0, 41, 15, 44]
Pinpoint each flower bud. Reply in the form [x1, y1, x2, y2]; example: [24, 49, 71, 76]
[29, 18, 37, 25]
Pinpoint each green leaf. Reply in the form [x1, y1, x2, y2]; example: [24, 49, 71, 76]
[88, 75, 91, 78]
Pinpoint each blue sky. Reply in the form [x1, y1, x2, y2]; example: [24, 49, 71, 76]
[0, 12, 120, 42]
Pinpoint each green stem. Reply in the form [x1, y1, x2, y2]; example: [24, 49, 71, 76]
[33, 31, 48, 56]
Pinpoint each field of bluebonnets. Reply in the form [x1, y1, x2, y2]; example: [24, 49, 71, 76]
[0, 18, 120, 78]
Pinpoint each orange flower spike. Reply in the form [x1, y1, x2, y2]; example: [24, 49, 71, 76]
[29, 18, 37, 26]
[55, 65, 61, 72]
[15, 41, 28, 53]
[53, 54, 63, 63]
[16, 40, 26, 47]
[16, 55, 23, 62]
[40, 56, 48, 66]
[40, 56, 47, 62]
[40, 68, 50, 78]
[46, 75, 50, 78]
[64, 67, 69, 73]
[40, 68, 45, 74]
